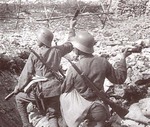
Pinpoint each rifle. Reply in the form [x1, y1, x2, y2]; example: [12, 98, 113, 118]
[29, 47, 64, 83]
[5, 79, 31, 100]
[5, 76, 48, 101]
[65, 58, 129, 119]
[5, 76, 46, 113]
[5, 91, 15, 100]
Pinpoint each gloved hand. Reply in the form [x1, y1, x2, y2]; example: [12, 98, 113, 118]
[70, 19, 77, 29]
[13, 85, 20, 94]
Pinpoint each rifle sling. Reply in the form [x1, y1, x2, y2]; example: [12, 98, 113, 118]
[67, 59, 129, 118]
[68, 60, 105, 100]
[29, 48, 64, 82]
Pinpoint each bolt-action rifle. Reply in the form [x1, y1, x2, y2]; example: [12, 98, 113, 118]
[5, 77, 32, 100]
[65, 58, 129, 119]
[5, 76, 47, 100]
[5, 76, 47, 113]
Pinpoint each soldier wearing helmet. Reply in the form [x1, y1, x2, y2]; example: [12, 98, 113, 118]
[71, 31, 95, 54]
[14, 19, 77, 127]
[60, 31, 131, 127]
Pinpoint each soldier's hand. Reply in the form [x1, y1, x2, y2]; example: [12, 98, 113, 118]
[70, 19, 77, 29]
[135, 39, 150, 48]
[123, 48, 132, 58]
[14, 85, 20, 94]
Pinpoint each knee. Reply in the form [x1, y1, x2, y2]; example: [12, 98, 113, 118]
[15, 92, 26, 103]
[15, 92, 21, 101]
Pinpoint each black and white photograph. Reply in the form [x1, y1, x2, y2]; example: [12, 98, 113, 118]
[0, 0, 150, 127]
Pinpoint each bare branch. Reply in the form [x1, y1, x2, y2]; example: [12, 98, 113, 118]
[36, 12, 114, 21]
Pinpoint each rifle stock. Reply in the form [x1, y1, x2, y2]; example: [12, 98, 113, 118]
[97, 91, 129, 118]
[66, 58, 129, 119]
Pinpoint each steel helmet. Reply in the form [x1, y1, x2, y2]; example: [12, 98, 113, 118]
[37, 27, 54, 48]
[71, 31, 95, 54]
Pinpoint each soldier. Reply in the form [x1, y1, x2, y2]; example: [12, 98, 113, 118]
[60, 31, 131, 127]
[13, 19, 77, 127]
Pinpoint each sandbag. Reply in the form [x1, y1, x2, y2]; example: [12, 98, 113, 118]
[60, 89, 93, 127]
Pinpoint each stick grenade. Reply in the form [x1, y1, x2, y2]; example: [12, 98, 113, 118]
[122, 45, 142, 53]
[72, 9, 80, 20]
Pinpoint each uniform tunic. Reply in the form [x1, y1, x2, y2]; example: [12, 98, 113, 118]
[60, 54, 127, 127]
[62, 54, 127, 100]
[17, 29, 75, 98]
[15, 28, 75, 127]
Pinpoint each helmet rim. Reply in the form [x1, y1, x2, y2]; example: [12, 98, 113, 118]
[71, 31, 95, 54]
[73, 42, 94, 54]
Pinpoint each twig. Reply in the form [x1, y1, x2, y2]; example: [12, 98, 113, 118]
[98, 0, 114, 28]
[49, 5, 57, 25]
[102, 0, 112, 29]
[42, 0, 50, 27]
[36, 12, 114, 21]
[0, 17, 25, 20]
[15, 0, 21, 29]
[80, 6, 87, 13]
[0, 12, 114, 22]
[52, 20, 66, 33]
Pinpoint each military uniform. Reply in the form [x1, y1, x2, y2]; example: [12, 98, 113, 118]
[60, 31, 127, 127]
[15, 28, 75, 127]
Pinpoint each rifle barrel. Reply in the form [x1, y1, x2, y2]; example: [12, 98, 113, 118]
[5, 91, 15, 100]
